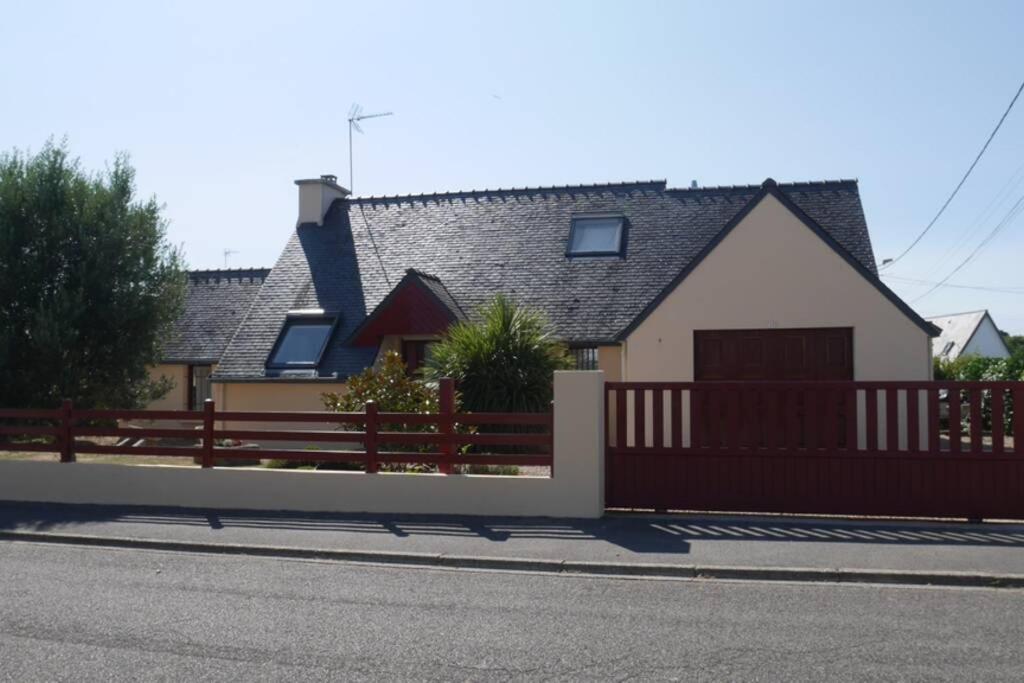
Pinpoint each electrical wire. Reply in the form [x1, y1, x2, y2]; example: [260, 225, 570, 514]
[910, 192, 1024, 303]
[927, 158, 1024, 274]
[882, 77, 1024, 269]
[881, 273, 1024, 294]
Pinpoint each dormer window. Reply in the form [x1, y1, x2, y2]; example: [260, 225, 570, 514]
[566, 216, 625, 257]
[267, 310, 337, 368]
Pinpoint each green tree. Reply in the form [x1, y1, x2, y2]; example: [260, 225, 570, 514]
[425, 295, 572, 413]
[0, 140, 185, 409]
[1000, 330, 1024, 357]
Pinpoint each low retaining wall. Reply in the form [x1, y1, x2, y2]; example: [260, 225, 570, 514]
[0, 372, 605, 518]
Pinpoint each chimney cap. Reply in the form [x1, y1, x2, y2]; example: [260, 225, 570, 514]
[294, 175, 350, 196]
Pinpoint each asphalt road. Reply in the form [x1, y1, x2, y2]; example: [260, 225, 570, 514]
[1, 542, 1023, 681]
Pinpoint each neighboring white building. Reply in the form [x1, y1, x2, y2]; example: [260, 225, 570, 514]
[926, 310, 1011, 361]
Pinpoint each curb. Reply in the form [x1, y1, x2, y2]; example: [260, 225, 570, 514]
[2, 530, 1023, 589]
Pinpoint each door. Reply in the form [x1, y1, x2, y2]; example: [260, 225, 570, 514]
[188, 365, 213, 410]
[693, 327, 853, 449]
[694, 328, 853, 381]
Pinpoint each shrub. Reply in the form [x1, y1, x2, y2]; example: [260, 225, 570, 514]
[324, 350, 438, 414]
[322, 351, 438, 472]
[935, 353, 1024, 432]
[425, 296, 568, 472]
[424, 294, 572, 413]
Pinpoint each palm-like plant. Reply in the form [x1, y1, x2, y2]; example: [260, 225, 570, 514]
[425, 295, 572, 413]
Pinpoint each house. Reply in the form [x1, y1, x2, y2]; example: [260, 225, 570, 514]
[926, 309, 1011, 361]
[148, 268, 269, 411]
[197, 174, 938, 414]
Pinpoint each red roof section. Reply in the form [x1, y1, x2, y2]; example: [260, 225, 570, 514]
[349, 275, 460, 346]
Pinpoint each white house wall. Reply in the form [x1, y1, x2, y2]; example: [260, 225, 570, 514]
[963, 315, 1010, 359]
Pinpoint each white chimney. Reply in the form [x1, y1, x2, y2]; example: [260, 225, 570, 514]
[295, 174, 350, 226]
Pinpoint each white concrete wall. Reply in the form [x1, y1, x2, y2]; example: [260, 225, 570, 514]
[623, 193, 933, 381]
[0, 372, 606, 518]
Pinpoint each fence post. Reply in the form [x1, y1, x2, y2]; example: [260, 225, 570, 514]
[59, 399, 75, 463]
[201, 398, 215, 469]
[550, 399, 556, 478]
[365, 400, 378, 473]
[439, 378, 455, 475]
[1014, 387, 1024, 454]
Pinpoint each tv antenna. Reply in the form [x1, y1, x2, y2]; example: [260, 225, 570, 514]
[348, 103, 393, 194]
[223, 249, 238, 268]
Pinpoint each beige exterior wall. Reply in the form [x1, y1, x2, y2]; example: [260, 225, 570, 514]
[623, 194, 933, 381]
[216, 381, 337, 413]
[597, 345, 622, 383]
[0, 372, 606, 518]
[147, 364, 188, 411]
[374, 336, 402, 367]
[215, 381, 346, 433]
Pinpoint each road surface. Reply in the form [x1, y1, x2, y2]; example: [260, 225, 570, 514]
[1, 542, 1022, 681]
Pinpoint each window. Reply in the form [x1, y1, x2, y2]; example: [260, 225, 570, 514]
[267, 316, 335, 368]
[567, 216, 625, 256]
[941, 341, 956, 357]
[402, 339, 437, 374]
[188, 365, 212, 410]
[571, 347, 599, 370]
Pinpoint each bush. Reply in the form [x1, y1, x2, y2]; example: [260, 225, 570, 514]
[322, 351, 438, 472]
[425, 296, 568, 472]
[424, 295, 572, 413]
[935, 353, 1024, 432]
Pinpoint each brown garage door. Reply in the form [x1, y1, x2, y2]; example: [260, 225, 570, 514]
[695, 328, 853, 381]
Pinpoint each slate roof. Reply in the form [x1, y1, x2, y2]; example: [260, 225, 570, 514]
[407, 269, 468, 322]
[926, 310, 1008, 360]
[213, 178, 887, 381]
[162, 268, 269, 364]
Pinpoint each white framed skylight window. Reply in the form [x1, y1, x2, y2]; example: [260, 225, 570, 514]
[267, 315, 336, 368]
[566, 216, 626, 256]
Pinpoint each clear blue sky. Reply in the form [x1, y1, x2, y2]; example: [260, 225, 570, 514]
[3, 0, 1023, 331]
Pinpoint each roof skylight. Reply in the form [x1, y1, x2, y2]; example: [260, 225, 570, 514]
[267, 315, 336, 368]
[567, 216, 625, 257]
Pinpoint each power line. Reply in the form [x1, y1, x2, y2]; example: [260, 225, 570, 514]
[882, 76, 1024, 269]
[881, 273, 1024, 294]
[927, 158, 1024, 274]
[910, 192, 1024, 303]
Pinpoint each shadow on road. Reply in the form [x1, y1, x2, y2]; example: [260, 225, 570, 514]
[3, 502, 1024, 556]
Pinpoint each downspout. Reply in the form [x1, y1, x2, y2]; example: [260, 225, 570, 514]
[620, 339, 628, 382]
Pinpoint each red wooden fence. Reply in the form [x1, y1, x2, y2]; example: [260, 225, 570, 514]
[0, 379, 553, 473]
[606, 381, 1024, 519]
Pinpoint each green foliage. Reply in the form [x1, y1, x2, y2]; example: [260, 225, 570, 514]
[424, 295, 572, 413]
[934, 352, 1024, 431]
[999, 330, 1024, 357]
[935, 353, 1024, 383]
[322, 351, 438, 472]
[322, 351, 438, 414]
[0, 140, 185, 409]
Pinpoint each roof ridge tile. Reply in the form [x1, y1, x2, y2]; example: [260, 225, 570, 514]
[350, 180, 668, 203]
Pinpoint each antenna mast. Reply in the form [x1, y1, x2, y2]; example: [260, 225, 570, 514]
[347, 103, 393, 193]
[223, 249, 238, 268]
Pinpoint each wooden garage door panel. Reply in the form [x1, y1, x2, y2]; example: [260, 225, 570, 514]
[695, 328, 853, 380]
